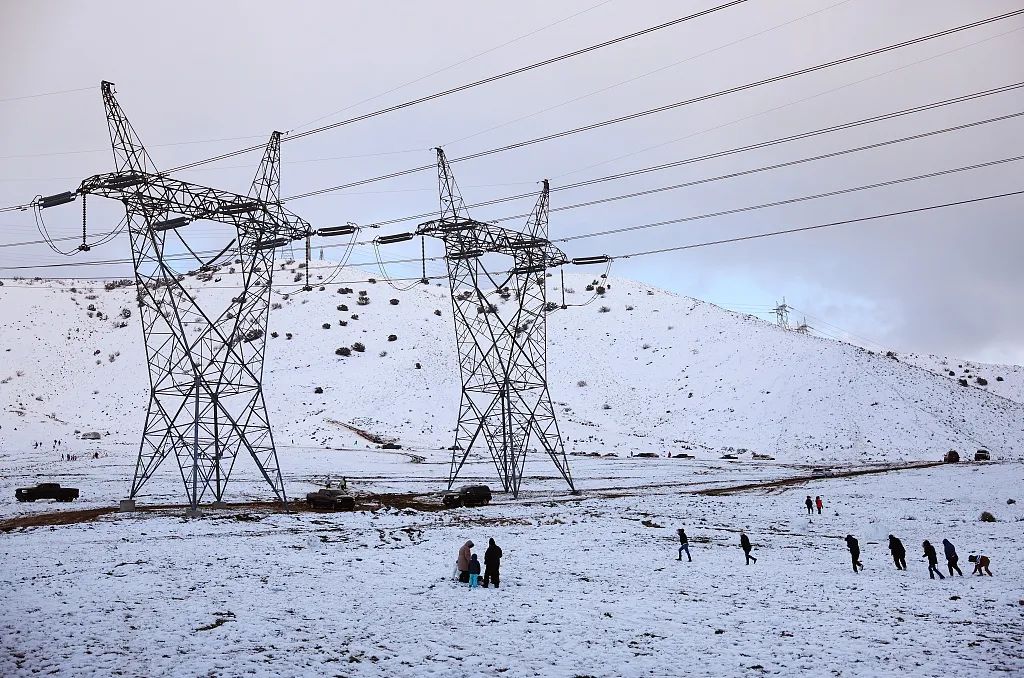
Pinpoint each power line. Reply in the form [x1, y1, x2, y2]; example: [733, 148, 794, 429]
[315, 86, 1024, 227]
[282, 10, 1024, 202]
[3, 190, 1021, 284]
[3, 153, 1020, 272]
[164, 0, 751, 174]
[0, 85, 93, 104]
[612, 189, 1024, 260]
[288, 0, 616, 133]
[553, 154, 1024, 242]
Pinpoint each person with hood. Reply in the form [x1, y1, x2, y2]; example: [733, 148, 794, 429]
[922, 540, 944, 579]
[845, 534, 864, 572]
[677, 528, 691, 562]
[888, 534, 907, 570]
[942, 539, 963, 576]
[483, 538, 503, 588]
[456, 540, 474, 583]
[815, 496, 823, 515]
[804, 496, 814, 515]
[740, 532, 756, 565]
[468, 553, 482, 589]
[968, 554, 992, 576]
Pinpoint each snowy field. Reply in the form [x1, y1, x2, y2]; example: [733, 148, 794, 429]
[2, 445, 1022, 677]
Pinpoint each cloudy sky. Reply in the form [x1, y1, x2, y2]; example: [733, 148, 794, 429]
[1, 0, 1022, 363]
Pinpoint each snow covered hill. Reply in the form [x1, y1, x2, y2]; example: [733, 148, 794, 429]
[0, 262, 1021, 463]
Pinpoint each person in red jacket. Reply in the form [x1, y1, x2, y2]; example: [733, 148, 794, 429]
[815, 496, 823, 515]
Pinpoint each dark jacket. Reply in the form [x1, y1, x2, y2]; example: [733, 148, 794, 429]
[469, 555, 481, 575]
[888, 535, 905, 557]
[845, 535, 860, 556]
[805, 497, 813, 508]
[942, 539, 957, 560]
[484, 539, 503, 567]
[678, 529, 689, 545]
[923, 541, 938, 565]
[740, 534, 751, 551]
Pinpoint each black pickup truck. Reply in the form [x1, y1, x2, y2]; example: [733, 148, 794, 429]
[15, 483, 79, 502]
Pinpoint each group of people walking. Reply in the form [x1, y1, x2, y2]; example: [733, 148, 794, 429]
[805, 495, 825, 515]
[455, 538, 502, 589]
[883, 535, 992, 578]
[675, 527, 994, 578]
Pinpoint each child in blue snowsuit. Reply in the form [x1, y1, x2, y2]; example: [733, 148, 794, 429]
[468, 554, 481, 589]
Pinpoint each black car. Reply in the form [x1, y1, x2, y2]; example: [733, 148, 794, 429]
[305, 488, 355, 511]
[15, 483, 79, 502]
[442, 484, 492, 508]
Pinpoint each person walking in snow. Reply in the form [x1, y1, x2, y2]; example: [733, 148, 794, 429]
[468, 554, 482, 589]
[456, 540, 474, 583]
[740, 532, 757, 565]
[845, 534, 864, 572]
[815, 496, 823, 515]
[922, 540, 944, 579]
[942, 539, 963, 576]
[805, 496, 814, 515]
[482, 538, 502, 588]
[888, 535, 907, 570]
[677, 528, 691, 562]
[968, 554, 993, 576]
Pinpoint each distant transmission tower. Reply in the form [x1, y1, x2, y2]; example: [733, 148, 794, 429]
[50, 82, 311, 515]
[773, 297, 791, 330]
[416, 148, 575, 497]
[794, 316, 811, 334]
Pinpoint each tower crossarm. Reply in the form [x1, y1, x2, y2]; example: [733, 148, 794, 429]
[417, 218, 568, 269]
[77, 171, 311, 241]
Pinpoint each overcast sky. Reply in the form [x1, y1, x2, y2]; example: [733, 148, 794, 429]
[1, 0, 1022, 363]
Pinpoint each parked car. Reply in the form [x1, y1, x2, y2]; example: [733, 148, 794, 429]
[944, 450, 961, 463]
[442, 484, 492, 508]
[305, 488, 355, 511]
[975, 449, 991, 461]
[15, 483, 79, 502]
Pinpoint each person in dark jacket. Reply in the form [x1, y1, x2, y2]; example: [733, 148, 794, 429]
[888, 535, 907, 570]
[468, 554, 481, 589]
[845, 534, 864, 572]
[740, 532, 756, 564]
[923, 540, 944, 579]
[942, 539, 963, 576]
[805, 496, 814, 515]
[482, 538, 502, 588]
[677, 528, 691, 562]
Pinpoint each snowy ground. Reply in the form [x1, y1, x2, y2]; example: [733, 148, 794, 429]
[2, 444, 1022, 677]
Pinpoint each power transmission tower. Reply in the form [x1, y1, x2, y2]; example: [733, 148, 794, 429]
[772, 297, 791, 330]
[67, 82, 311, 515]
[794, 316, 811, 334]
[416, 148, 575, 498]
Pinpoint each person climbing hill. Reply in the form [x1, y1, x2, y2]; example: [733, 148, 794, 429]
[888, 535, 907, 570]
[845, 534, 864, 572]
[805, 496, 814, 515]
[923, 540, 944, 579]
[942, 539, 963, 576]
[677, 528, 691, 562]
[740, 532, 757, 565]
[968, 554, 993, 576]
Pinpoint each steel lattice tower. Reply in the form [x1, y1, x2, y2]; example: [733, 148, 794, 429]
[74, 82, 310, 514]
[417, 149, 575, 497]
